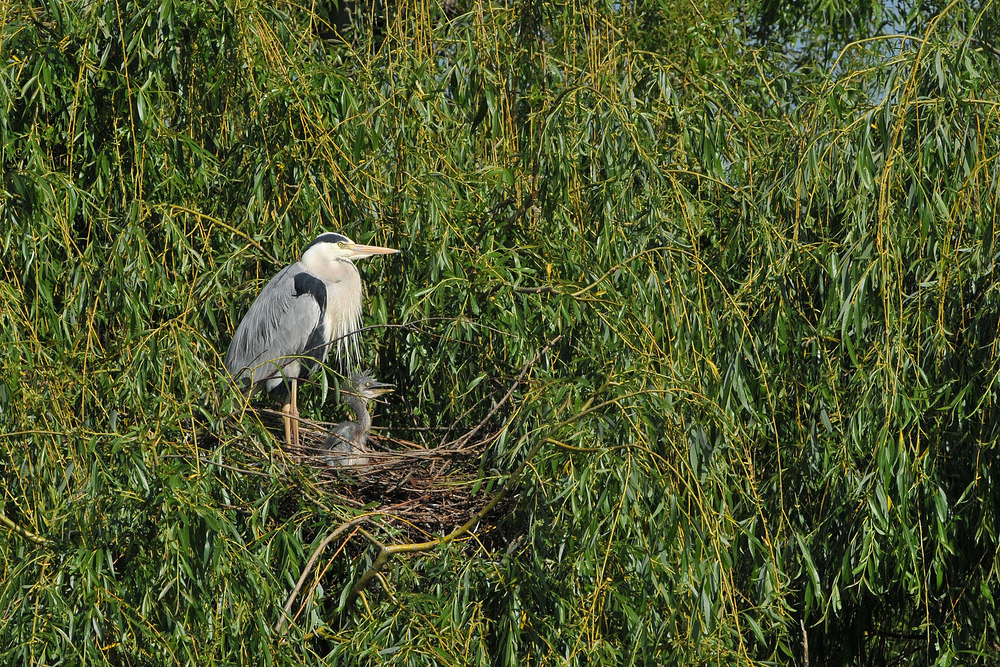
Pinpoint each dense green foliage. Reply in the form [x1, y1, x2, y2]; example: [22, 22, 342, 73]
[3, 0, 1000, 664]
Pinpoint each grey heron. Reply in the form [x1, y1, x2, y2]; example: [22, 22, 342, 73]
[223, 232, 398, 446]
[322, 369, 393, 467]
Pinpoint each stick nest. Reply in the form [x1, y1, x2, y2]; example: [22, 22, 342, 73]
[249, 408, 509, 536]
[227, 340, 556, 538]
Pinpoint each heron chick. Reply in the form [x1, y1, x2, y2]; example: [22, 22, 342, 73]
[224, 232, 398, 447]
[323, 370, 394, 467]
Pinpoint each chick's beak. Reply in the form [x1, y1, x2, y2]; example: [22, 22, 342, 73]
[370, 383, 395, 398]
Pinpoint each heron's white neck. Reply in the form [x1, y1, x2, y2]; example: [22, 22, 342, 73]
[301, 248, 364, 369]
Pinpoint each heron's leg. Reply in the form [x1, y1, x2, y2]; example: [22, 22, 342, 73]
[290, 377, 300, 448]
[282, 394, 293, 447]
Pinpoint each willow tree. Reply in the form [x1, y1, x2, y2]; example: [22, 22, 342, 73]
[2, 0, 999, 665]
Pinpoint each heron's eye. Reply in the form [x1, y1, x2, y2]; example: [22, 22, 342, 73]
[337, 241, 344, 248]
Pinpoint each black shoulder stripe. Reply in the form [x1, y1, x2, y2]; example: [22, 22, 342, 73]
[293, 272, 327, 312]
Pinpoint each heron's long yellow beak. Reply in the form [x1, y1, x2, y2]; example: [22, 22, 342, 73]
[345, 243, 400, 257]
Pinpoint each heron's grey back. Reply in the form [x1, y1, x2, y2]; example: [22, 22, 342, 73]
[224, 262, 325, 394]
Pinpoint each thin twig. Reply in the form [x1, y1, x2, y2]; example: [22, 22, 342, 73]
[310, 319, 500, 360]
[801, 618, 810, 667]
[386, 468, 418, 494]
[443, 335, 561, 450]
[159, 454, 271, 477]
[973, 38, 1000, 60]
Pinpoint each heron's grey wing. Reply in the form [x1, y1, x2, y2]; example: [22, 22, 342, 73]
[323, 422, 358, 454]
[323, 421, 369, 467]
[224, 263, 324, 393]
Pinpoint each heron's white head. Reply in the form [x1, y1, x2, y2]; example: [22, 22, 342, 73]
[301, 232, 399, 269]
